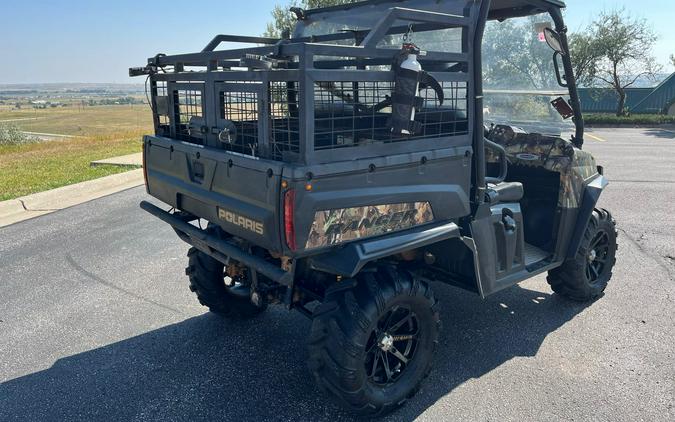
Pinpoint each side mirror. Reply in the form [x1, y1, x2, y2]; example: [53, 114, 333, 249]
[553, 51, 568, 87]
[544, 28, 565, 55]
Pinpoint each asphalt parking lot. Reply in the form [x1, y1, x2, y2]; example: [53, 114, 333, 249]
[1, 127, 673, 421]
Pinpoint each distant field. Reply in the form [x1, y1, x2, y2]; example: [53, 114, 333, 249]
[0, 132, 143, 201]
[0, 104, 153, 137]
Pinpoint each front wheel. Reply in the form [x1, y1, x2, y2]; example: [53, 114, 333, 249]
[308, 265, 440, 416]
[547, 208, 618, 301]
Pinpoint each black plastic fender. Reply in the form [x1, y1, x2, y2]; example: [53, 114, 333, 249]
[309, 222, 461, 278]
[566, 175, 609, 259]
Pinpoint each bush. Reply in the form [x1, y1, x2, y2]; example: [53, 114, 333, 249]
[584, 113, 675, 125]
[0, 124, 39, 145]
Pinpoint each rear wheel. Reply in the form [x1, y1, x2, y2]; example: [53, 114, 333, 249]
[547, 208, 617, 301]
[185, 247, 267, 317]
[308, 265, 440, 416]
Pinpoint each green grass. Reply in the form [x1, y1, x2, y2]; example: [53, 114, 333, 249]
[584, 113, 675, 125]
[0, 132, 143, 201]
[0, 104, 153, 137]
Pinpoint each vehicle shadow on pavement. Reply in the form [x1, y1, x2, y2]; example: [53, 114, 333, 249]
[643, 128, 675, 140]
[0, 283, 590, 422]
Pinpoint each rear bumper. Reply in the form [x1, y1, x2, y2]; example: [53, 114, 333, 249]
[141, 201, 293, 286]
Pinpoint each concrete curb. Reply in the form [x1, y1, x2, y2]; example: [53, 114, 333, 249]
[91, 152, 143, 168]
[0, 200, 51, 228]
[0, 169, 144, 228]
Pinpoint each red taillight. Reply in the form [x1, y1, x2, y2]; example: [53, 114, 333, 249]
[284, 189, 296, 251]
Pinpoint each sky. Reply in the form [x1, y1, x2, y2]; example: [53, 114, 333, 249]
[0, 0, 673, 84]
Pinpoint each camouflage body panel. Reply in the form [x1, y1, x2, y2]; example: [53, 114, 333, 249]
[549, 147, 597, 208]
[306, 202, 434, 249]
[487, 125, 598, 208]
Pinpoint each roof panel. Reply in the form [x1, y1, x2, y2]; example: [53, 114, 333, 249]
[304, 0, 566, 18]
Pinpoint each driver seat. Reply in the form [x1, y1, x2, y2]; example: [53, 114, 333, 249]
[487, 182, 524, 204]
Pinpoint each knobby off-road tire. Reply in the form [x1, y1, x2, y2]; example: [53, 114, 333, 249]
[185, 247, 267, 317]
[308, 265, 441, 417]
[547, 208, 618, 301]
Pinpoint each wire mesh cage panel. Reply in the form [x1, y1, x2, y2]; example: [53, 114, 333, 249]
[214, 81, 301, 161]
[159, 71, 468, 160]
[313, 80, 468, 151]
[172, 86, 204, 143]
[269, 81, 300, 161]
[220, 90, 260, 156]
[418, 81, 469, 138]
[155, 81, 169, 123]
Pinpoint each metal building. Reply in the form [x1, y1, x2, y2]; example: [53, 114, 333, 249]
[578, 72, 675, 115]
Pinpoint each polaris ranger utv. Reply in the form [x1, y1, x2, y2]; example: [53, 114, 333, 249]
[131, 0, 617, 415]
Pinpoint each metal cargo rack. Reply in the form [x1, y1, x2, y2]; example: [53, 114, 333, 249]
[137, 4, 483, 165]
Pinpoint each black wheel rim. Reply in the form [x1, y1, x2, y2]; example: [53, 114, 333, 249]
[364, 306, 420, 386]
[586, 230, 611, 283]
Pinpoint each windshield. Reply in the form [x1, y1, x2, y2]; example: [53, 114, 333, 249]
[482, 13, 573, 136]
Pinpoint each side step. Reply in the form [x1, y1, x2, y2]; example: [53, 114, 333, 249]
[524, 243, 550, 266]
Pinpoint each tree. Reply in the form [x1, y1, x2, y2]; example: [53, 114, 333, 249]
[0, 124, 35, 145]
[568, 32, 603, 88]
[570, 9, 660, 116]
[482, 16, 560, 90]
[264, 0, 358, 38]
[670, 54, 675, 68]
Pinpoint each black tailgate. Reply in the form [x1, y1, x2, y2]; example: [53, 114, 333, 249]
[143, 135, 283, 252]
